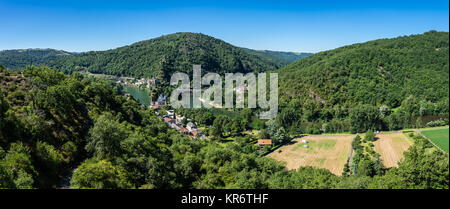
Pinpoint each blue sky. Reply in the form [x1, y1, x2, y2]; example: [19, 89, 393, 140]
[0, 0, 448, 53]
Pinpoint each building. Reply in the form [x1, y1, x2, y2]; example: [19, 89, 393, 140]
[156, 94, 167, 106]
[166, 110, 174, 118]
[176, 115, 185, 124]
[258, 139, 272, 147]
[301, 139, 308, 143]
[191, 130, 198, 138]
[169, 123, 178, 129]
[179, 127, 190, 134]
[186, 122, 197, 131]
[164, 117, 175, 124]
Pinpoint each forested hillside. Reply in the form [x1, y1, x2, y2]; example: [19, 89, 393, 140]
[0, 65, 448, 189]
[275, 31, 449, 134]
[47, 32, 291, 81]
[279, 30, 448, 106]
[242, 48, 312, 66]
[0, 34, 311, 83]
[0, 49, 73, 69]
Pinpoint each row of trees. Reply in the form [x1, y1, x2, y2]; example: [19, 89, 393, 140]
[275, 96, 448, 135]
[344, 132, 384, 177]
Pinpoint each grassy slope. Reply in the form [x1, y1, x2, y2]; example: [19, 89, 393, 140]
[422, 128, 449, 152]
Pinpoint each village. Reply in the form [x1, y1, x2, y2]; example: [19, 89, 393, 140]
[114, 76, 155, 89]
[83, 72, 211, 140]
[147, 91, 280, 152]
[89, 69, 210, 141]
[149, 93, 208, 140]
[81, 71, 156, 89]
[145, 92, 275, 154]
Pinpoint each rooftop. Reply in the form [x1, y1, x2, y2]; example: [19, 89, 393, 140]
[258, 139, 272, 145]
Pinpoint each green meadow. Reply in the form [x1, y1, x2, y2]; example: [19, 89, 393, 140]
[422, 128, 449, 153]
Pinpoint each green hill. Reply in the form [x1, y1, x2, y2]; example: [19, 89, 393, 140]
[0, 49, 73, 69]
[241, 48, 312, 66]
[274, 31, 449, 134]
[47, 32, 294, 80]
[1, 33, 310, 81]
[278, 31, 449, 108]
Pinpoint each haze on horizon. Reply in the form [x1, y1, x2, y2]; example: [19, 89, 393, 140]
[0, 0, 448, 53]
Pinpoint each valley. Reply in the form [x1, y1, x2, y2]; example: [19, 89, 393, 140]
[0, 31, 448, 189]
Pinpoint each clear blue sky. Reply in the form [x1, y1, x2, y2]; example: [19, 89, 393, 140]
[0, 0, 448, 53]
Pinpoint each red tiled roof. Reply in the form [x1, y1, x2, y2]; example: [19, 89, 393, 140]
[164, 117, 175, 123]
[179, 127, 189, 133]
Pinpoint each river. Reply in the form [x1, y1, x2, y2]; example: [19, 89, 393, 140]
[122, 85, 151, 106]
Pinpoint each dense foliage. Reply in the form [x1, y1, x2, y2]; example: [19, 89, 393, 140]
[276, 31, 449, 134]
[241, 48, 312, 66]
[47, 33, 294, 81]
[279, 31, 449, 107]
[0, 49, 73, 69]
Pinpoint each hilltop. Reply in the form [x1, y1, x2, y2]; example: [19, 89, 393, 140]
[0, 49, 73, 69]
[46, 32, 307, 80]
[273, 31, 449, 134]
[241, 48, 312, 66]
[278, 30, 449, 108]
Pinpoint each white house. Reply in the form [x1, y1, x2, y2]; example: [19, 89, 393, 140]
[176, 115, 185, 124]
[186, 122, 197, 131]
[166, 110, 174, 118]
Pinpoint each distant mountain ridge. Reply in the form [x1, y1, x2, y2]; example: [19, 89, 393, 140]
[242, 48, 312, 66]
[46, 32, 310, 80]
[0, 49, 73, 69]
[0, 33, 310, 81]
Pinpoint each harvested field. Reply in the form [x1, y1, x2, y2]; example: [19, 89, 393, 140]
[267, 135, 353, 175]
[373, 133, 413, 168]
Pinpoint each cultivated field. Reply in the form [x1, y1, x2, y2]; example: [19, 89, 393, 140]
[421, 128, 449, 153]
[373, 133, 413, 168]
[267, 135, 353, 175]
